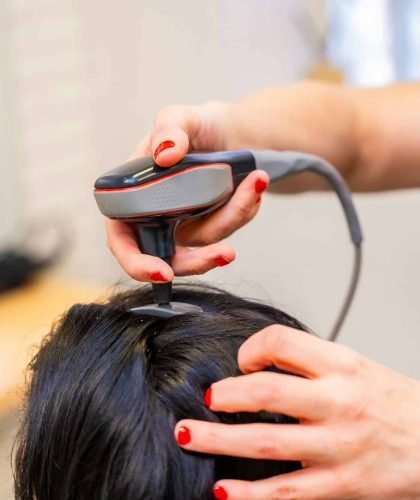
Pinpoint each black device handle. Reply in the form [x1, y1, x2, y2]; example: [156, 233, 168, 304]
[134, 221, 177, 305]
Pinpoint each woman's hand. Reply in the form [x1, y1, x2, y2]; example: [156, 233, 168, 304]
[175, 326, 420, 499]
[106, 81, 420, 282]
[105, 101, 269, 282]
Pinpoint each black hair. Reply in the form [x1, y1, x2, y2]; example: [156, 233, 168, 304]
[14, 284, 308, 500]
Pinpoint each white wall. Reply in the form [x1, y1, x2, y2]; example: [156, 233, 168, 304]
[0, 1, 21, 246]
[8, 1, 420, 378]
[10, 0, 323, 280]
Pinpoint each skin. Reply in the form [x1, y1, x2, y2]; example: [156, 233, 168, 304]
[107, 80, 420, 282]
[175, 326, 420, 499]
[106, 80, 420, 498]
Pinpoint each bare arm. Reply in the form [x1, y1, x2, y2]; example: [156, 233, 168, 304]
[107, 80, 420, 282]
[226, 81, 420, 192]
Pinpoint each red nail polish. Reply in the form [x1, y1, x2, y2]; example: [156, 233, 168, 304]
[149, 271, 168, 282]
[255, 178, 268, 194]
[204, 387, 212, 407]
[256, 196, 261, 203]
[154, 140, 175, 159]
[176, 426, 191, 446]
[213, 485, 228, 500]
[215, 256, 231, 267]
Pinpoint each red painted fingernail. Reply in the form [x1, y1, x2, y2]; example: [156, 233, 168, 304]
[215, 256, 231, 267]
[149, 271, 168, 282]
[255, 178, 268, 194]
[154, 140, 175, 159]
[204, 387, 212, 407]
[256, 196, 261, 203]
[176, 426, 191, 446]
[213, 485, 228, 500]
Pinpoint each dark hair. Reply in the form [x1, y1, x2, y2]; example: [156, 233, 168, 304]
[14, 284, 308, 500]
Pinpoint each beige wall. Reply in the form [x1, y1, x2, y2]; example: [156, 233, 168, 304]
[6, 0, 420, 378]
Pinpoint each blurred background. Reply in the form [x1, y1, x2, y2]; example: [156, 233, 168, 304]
[1, 1, 420, 497]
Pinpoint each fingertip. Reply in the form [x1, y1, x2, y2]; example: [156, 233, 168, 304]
[213, 480, 252, 500]
[246, 168, 269, 182]
[204, 386, 212, 408]
[218, 243, 236, 262]
[253, 170, 270, 193]
[173, 419, 193, 447]
[124, 255, 174, 283]
[171, 243, 236, 276]
[204, 377, 234, 411]
[152, 129, 189, 167]
[227, 169, 269, 219]
[153, 139, 175, 159]
[237, 336, 257, 374]
[213, 484, 229, 500]
[257, 169, 270, 184]
[148, 270, 172, 283]
[150, 265, 174, 283]
[175, 425, 191, 447]
[214, 244, 236, 268]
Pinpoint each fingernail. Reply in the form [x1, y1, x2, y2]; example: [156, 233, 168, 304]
[149, 271, 168, 282]
[213, 485, 228, 500]
[154, 140, 175, 159]
[176, 426, 191, 446]
[215, 256, 231, 267]
[255, 178, 268, 194]
[204, 386, 212, 407]
[256, 196, 261, 203]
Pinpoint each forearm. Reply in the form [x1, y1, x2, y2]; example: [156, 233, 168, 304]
[349, 82, 420, 191]
[225, 80, 420, 192]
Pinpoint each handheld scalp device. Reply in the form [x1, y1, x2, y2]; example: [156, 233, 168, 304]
[94, 150, 363, 341]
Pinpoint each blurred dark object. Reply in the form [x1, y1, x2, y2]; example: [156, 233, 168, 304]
[0, 250, 47, 292]
[0, 218, 71, 294]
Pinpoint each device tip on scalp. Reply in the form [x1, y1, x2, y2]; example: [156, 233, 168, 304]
[94, 149, 363, 337]
[94, 151, 256, 317]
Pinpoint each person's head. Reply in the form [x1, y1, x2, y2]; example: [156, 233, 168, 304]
[14, 284, 308, 500]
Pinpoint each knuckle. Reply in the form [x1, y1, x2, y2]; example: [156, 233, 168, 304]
[336, 346, 365, 376]
[329, 466, 360, 498]
[255, 386, 276, 409]
[262, 325, 291, 356]
[269, 483, 300, 500]
[192, 229, 217, 246]
[205, 425, 216, 442]
[328, 384, 367, 420]
[206, 424, 224, 449]
[330, 427, 355, 453]
[233, 200, 255, 226]
[253, 427, 279, 458]
[155, 104, 178, 120]
[252, 375, 279, 409]
[155, 104, 188, 130]
[202, 229, 221, 246]
[254, 441, 278, 459]
[124, 258, 141, 279]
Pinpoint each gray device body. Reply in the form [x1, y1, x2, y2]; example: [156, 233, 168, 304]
[95, 164, 233, 220]
[94, 150, 363, 338]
